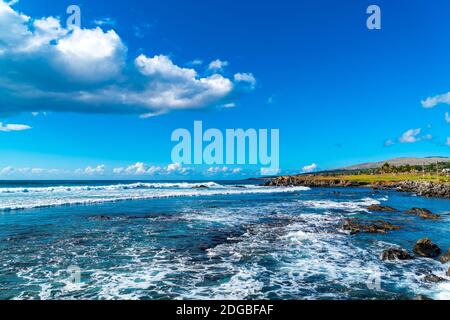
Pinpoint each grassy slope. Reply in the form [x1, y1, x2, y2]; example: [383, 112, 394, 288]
[314, 173, 450, 184]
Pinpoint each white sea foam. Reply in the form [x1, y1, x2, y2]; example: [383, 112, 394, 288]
[0, 182, 224, 194]
[0, 183, 310, 211]
[7, 188, 448, 300]
[299, 197, 380, 213]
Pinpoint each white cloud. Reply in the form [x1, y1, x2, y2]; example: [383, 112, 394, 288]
[55, 27, 126, 82]
[188, 59, 203, 66]
[234, 73, 256, 89]
[421, 92, 450, 108]
[135, 54, 197, 81]
[114, 162, 189, 175]
[113, 162, 162, 175]
[207, 166, 227, 174]
[221, 103, 236, 108]
[0, 1, 250, 117]
[260, 167, 280, 176]
[31, 168, 45, 174]
[93, 17, 116, 27]
[126, 162, 147, 175]
[399, 128, 421, 143]
[206, 166, 243, 176]
[208, 59, 228, 71]
[113, 167, 124, 174]
[80, 165, 105, 175]
[231, 168, 242, 174]
[166, 163, 189, 174]
[0, 166, 14, 175]
[445, 112, 450, 123]
[384, 139, 395, 147]
[112, 162, 190, 176]
[0, 122, 31, 132]
[302, 163, 318, 173]
[0, 166, 67, 177]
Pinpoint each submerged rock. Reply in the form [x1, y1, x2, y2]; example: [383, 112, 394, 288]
[381, 248, 413, 261]
[367, 204, 398, 212]
[89, 215, 112, 221]
[440, 249, 450, 264]
[404, 208, 440, 220]
[413, 238, 442, 258]
[343, 219, 401, 235]
[423, 274, 447, 284]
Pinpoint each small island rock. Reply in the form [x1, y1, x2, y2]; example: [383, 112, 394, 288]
[413, 238, 442, 258]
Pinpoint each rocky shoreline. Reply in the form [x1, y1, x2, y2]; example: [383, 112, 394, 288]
[264, 175, 450, 199]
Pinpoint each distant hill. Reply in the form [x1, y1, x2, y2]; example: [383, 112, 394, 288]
[340, 157, 450, 171]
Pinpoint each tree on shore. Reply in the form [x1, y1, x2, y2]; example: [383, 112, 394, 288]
[381, 162, 391, 174]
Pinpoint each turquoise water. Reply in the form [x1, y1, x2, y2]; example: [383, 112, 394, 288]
[0, 180, 449, 300]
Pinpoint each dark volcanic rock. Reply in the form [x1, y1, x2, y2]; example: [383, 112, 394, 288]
[381, 248, 413, 261]
[264, 176, 367, 188]
[396, 181, 450, 199]
[413, 238, 442, 258]
[343, 219, 401, 235]
[265, 176, 450, 199]
[404, 208, 440, 220]
[423, 274, 447, 284]
[440, 249, 450, 264]
[447, 268, 450, 277]
[368, 204, 398, 212]
[192, 185, 209, 189]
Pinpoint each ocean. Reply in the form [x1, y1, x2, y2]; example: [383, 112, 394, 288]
[0, 180, 449, 300]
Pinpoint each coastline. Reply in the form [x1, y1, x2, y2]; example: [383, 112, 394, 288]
[265, 175, 450, 199]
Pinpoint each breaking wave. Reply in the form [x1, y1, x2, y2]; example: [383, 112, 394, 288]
[0, 182, 310, 211]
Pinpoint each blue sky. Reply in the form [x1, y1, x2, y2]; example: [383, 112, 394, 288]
[0, 0, 449, 179]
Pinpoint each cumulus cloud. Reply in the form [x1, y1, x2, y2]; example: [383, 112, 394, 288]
[206, 166, 242, 176]
[0, 122, 31, 132]
[208, 59, 228, 71]
[166, 163, 189, 175]
[112, 162, 162, 175]
[445, 112, 450, 123]
[0, 1, 252, 117]
[399, 128, 422, 143]
[207, 166, 228, 174]
[234, 73, 256, 89]
[0, 166, 67, 177]
[421, 92, 450, 108]
[112, 162, 189, 176]
[302, 163, 318, 173]
[0, 166, 14, 175]
[84, 165, 105, 175]
[124, 162, 162, 175]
